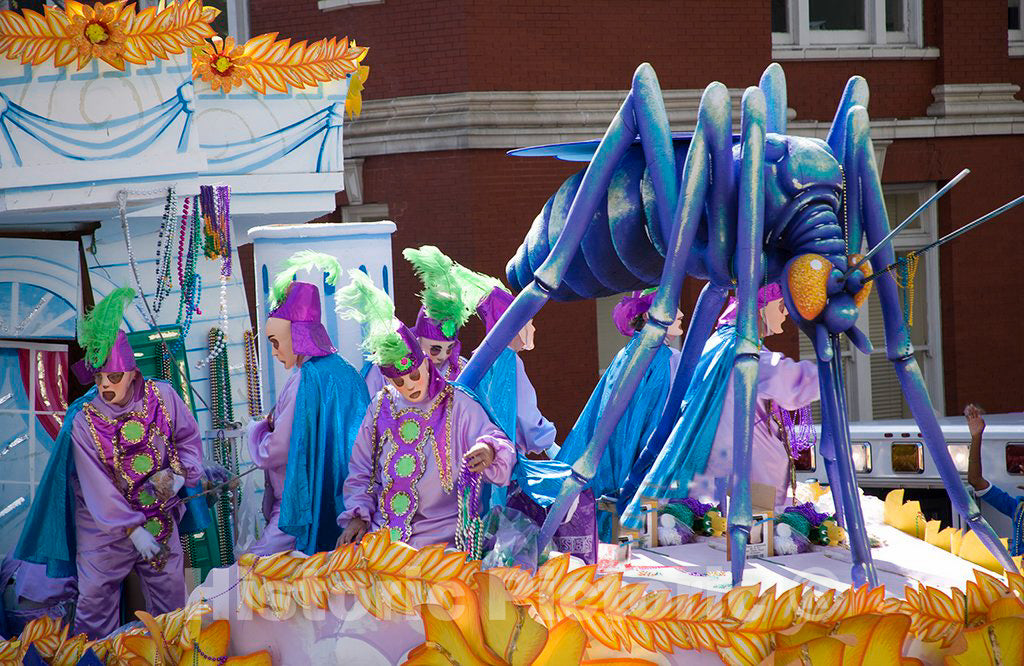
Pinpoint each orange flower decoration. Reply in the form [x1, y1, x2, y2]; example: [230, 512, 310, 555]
[67, 2, 128, 69]
[194, 36, 252, 93]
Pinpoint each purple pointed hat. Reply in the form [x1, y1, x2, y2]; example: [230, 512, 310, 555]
[718, 283, 784, 325]
[612, 289, 656, 337]
[379, 324, 428, 379]
[477, 286, 514, 333]
[268, 282, 336, 357]
[412, 306, 459, 342]
[72, 330, 138, 384]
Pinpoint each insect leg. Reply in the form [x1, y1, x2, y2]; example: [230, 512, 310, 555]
[727, 86, 768, 586]
[849, 104, 1018, 575]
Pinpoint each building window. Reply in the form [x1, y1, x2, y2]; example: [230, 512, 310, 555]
[799, 184, 944, 422]
[138, 0, 249, 40]
[1010, 0, 1024, 56]
[773, 0, 921, 50]
[341, 203, 390, 223]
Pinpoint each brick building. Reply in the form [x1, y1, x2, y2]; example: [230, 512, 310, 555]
[240, 0, 1024, 435]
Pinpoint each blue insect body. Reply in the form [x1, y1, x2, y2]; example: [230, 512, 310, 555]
[508, 134, 847, 302]
[457, 62, 1019, 589]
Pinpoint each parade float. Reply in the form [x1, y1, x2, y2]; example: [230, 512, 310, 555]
[1, 2, 1023, 664]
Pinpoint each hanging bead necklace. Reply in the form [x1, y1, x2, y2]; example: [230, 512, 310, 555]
[174, 195, 202, 354]
[153, 187, 178, 314]
[243, 329, 263, 418]
[196, 185, 233, 368]
[454, 460, 484, 560]
[769, 401, 817, 505]
[208, 328, 237, 566]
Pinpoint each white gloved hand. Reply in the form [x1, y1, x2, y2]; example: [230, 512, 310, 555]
[130, 526, 162, 559]
[172, 474, 185, 495]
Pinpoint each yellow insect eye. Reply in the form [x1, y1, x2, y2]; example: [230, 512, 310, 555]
[786, 254, 831, 321]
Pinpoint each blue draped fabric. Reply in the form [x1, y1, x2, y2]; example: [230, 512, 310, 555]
[15, 382, 212, 579]
[477, 348, 519, 442]
[556, 335, 672, 541]
[279, 354, 370, 554]
[454, 378, 573, 511]
[620, 325, 738, 529]
[474, 348, 519, 507]
[13, 391, 90, 579]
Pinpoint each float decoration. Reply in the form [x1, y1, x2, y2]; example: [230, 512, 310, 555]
[221, 530, 1024, 665]
[196, 32, 368, 95]
[883, 488, 1024, 573]
[0, 0, 217, 71]
[0, 603, 274, 665]
[1, 1, 369, 99]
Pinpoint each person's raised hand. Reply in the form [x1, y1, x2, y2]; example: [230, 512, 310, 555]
[964, 404, 986, 439]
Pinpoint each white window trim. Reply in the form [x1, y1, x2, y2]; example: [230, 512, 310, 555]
[845, 183, 944, 420]
[1012, 0, 1024, 55]
[772, 0, 932, 60]
[1010, 29, 1024, 57]
[318, 0, 383, 12]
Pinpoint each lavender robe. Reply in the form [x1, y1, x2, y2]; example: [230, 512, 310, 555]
[69, 376, 204, 639]
[694, 348, 819, 509]
[339, 386, 515, 548]
[512, 354, 557, 455]
[246, 369, 300, 555]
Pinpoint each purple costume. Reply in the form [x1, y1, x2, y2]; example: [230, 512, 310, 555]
[339, 325, 515, 549]
[246, 281, 345, 555]
[694, 299, 819, 509]
[69, 373, 204, 639]
[246, 370, 300, 555]
[510, 354, 557, 455]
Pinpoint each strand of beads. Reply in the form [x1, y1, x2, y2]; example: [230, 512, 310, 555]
[118, 188, 178, 332]
[771, 401, 816, 457]
[208, 328, 236, 566]
[196, 186, 233, 368]
[174, 196, 203, 353]
[153, 187, 178, 314]
[243, 329, 263, 418]
[454, 460, 484, 560]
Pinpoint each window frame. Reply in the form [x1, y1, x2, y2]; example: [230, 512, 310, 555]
[137, 0, 249, 40]
[773, 0, 925, 56]
[807, 183, 944, 421]
[1010, 0, 1024, 56]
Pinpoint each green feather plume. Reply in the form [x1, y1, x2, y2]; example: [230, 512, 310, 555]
[450, 262, 507, 312]
[402, 245, 471, 329]
[334, 269, 411, 368]
[269, 250, 342, 311]
[78, 287, 135, 368]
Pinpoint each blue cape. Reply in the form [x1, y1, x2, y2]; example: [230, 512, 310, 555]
[278, 354, 370, 554]
[619, 325, 737, 529]
[15, 382, 211, 579]
[556, 336, 672, 541]
[455, 370, 572, 512]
